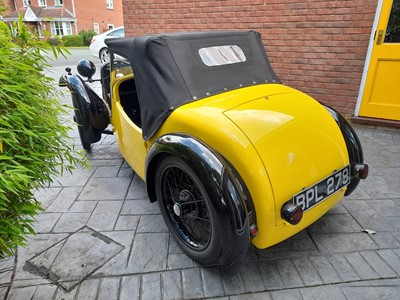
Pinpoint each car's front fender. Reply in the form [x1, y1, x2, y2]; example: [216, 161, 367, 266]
[59, 73, 110, 131]
[145, 134, 254, 274]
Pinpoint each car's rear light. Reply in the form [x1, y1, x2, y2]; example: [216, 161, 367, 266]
[353, 163, 369, 179]
[250, 224, 258, 237]
[281, 203, 303, 225]
[90, 38, 96, 44]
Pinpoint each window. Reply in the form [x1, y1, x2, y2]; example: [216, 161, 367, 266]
[38, 0, 46, 7]
[198, 45, 246, 67]
[51, 21, 72, 36]
[107, 24, 115, 30]
[93, 23, 100, 34]
[107, 28, 124, 37]
[384, 0, 400, 43]
[23, 0, 31, 7]
[55, 0, 63, 6]
[106, 0, 113, 9]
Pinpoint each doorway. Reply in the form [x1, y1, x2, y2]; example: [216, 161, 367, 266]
[357, 0, 400, 121]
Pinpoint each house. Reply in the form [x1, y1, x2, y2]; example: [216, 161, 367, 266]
[121, 0, 399, 126]
[1, 0, 123, 36]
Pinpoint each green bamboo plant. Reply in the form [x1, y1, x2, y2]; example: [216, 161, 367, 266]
[0, 16, 85, 258]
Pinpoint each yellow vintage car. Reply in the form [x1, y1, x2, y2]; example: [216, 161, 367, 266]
[60, 31, 368, 274]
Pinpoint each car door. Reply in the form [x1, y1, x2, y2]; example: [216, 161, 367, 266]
[358, 0, 400, 121]
[110, 58, 147, 179]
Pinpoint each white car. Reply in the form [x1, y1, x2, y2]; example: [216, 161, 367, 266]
[89, 27, 125, 63]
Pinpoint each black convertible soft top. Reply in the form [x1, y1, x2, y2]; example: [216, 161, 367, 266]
[105, 31, 280, 140]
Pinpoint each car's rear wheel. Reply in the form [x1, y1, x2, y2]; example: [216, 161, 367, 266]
[155, 156, 223, 265]
[99, 48, 109, 63]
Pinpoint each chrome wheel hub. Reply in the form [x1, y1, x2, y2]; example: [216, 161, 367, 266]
[173, 203, 182, 216]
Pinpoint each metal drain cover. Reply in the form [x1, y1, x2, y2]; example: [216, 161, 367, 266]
[25, 226, 124, 292]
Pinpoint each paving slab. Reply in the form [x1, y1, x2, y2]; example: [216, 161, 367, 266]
[119, 275, 140, 300]
[311, 232, 379, 253]
[292, 257, 323, 286]
[341, 286, 400, 300]
[274, 260, 303, 288]
[126, 175, 149, 200]
[162, 270, 183, 300]
[52, 212, 91, 233]
[360, 250, 398, 277]
[299, 286, 346, 300]
[200, 267, 225, 298]
[137, 214, 168, 233]
[93, 165, 120, 178]
[343, 252, 379, 280]
[271, 289, 302, 300]
[93, 230, 135, 277]
[308, 255, 341, 284]
[79, 177, 132, 201]
[50, 167, 95, 188]
[97, 277, 120, 300]
[46, 187, 83, 213]
[167, 253, 194, 270]
[126, 233, 169, 273]
[141, 273, 161, 300]
[120, 200, 160, 215]
[343, 200, 393, 231]
[87, 200, 123, 231]
[75, 278, 100, 300]
[257, 261, 285, 290]
[114, 215, 140, 231]
[239, 262, 265, 293]
[25, 227, 124, 292]
[0, 270, 12, 287]
[307, 213, 362, 233]
[32, 212, 61, 234]
[7, 286, 36, 300]
[33, 187, 62, 209]
[181, 268, 204, 299]
[326, 253, 360, 281]
[31, 284, 58, 300]
[369, 231, 400, 248]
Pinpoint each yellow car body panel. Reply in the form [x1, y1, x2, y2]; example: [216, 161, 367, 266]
[111, 74, 147, 179]
[140, 83, 349, 249]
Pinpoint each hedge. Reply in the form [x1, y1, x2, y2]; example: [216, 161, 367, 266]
[61, 34, 84, 47]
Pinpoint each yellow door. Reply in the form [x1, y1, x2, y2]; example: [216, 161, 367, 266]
[359, 0, 400, 121]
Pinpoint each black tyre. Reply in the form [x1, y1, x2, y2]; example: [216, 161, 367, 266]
[99, 48, 109, 63]
[155, 156, 223, 265]
[73, 111, 91, 151]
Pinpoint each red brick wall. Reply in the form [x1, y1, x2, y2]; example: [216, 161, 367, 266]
[122, 0, 378, 116]
[2, 0, 15, 11]
[73, 0, 124, 33]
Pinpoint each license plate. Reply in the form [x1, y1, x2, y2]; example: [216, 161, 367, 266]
[292, 165, 351, 211]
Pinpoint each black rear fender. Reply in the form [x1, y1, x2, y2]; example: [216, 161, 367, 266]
[322, 105, 364, 195]
[146, 134, 256, 274]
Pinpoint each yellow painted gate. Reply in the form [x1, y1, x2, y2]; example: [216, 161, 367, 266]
[359, 0, 400, 121]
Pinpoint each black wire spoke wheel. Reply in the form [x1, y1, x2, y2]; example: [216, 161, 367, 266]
[156, 156, 223, 264]
[162, 166, 211, 249]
